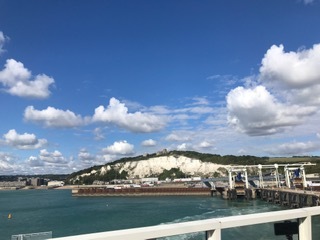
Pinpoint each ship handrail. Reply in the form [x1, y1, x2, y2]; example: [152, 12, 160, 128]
[51, 206, 320, 240]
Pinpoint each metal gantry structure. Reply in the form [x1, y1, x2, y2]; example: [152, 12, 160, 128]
[257, 164, 281, 188]
[227, 162, 315, 190]
[227, 166, 249, 189]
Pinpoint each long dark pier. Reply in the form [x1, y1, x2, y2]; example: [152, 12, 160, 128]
[258, 188, 320, 208]
[72, 187, 212, 196]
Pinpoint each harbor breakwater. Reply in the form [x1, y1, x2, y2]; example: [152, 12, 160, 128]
[72, 186, 213, 196]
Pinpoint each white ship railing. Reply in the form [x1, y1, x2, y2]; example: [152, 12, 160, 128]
[11, 231, 52, 240]
[51, 206, 320, 240]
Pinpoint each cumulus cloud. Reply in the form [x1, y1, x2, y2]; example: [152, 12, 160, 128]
[27, 156, 45, 167]
[92, 97, 167, 133]
[141, 139, 157, 147]
[102, 140, 134, 155]
[266, 141, 320, 156]
[25, 150, 76, 174]
[227, 44, 320, 136]
[0, 152, 18, 173]
[39, 149, 68, 164]
[227, 86, 317, 136]
[77, 148, 106, 167]
[177, 143, 188, 150]
[2, 129, 47, 149]
[24, 106, 86, 128]
[260, 44, 320, 89]
[0, 59, 55, 98]
[165, 131, 192, 142]
[198, 140, 214, 149]
[78, 148, 96, 162]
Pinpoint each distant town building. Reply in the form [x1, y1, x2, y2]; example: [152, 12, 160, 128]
[141, 178, 158, 183]
[47, 181, 64, 187]
[30, 177, 44, 186]
[92, 180, 107, 185]
[0, 181, 26, 188]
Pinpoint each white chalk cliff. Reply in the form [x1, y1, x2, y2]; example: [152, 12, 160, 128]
[98, 155, 230, 178]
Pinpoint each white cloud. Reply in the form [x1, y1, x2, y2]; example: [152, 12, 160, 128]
[188, 106, 214, 114]
[24, 106, 86, 128]
[0, 31, 9, 55]
[260, 44, 320, 90]
[226, 86, 317, 136]
[206, 74, 238, 87]
[198, 140, 213, 149]
[0, 59, 55, 99]
[238, 149, 247, 155]
[141, 139, 157, 147]
[148, 105, 171, 115]
[25, 150, 76, 174]
[93, 127, 105, 140]
[27, 156, 45, 167]
[174, 97, 214, 115]
[78, 148, 96, 162]
[189, 97, 210, 106]
[0, 152, 18, 174]
[102, 140, 134, 155]
[92, 97, 167, 133]
[2, 129, 47, 149]
[265, 141, 320, 156]
[303, 0, 314, 4]
[227, 43, 320, 137]
[77, 148, 106, 167]
[165, 131, 192, 142]
[177, 143, 188, 150]
[39, 149, 68, 164]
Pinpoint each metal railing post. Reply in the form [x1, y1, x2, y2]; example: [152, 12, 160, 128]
[299, 215, 312, 240]
[206, 229, 221, 240]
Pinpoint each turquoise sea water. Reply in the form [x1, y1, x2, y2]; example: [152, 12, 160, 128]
[0, 189, 319, 240]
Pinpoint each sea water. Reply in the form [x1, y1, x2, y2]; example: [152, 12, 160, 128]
[0, 189, 319, 240]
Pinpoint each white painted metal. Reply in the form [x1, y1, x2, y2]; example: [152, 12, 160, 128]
[228, 163, 316, 190]
[227, 167, 248, 190]
[52, 206, 320, 240]
[301, 166, 307, 188]
[244, 170, 248, 188]
[206, 229, 220, 240]
[257, 164, 281, 188]
[285, 167, 291, 188]
[228, 170, 233, 189]
[284, 164, 309, 188]
[258, 164, 264, 188]
[299, 216, 312, 240]
[274, 164, 280, 188]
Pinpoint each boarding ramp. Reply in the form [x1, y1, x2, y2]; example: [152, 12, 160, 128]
[11, 231, 52, 240]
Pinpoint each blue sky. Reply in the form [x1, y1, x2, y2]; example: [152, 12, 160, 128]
[1, 0, 320, 174]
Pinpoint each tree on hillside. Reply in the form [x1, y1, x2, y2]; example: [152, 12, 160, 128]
[158, 168, 185, 180]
